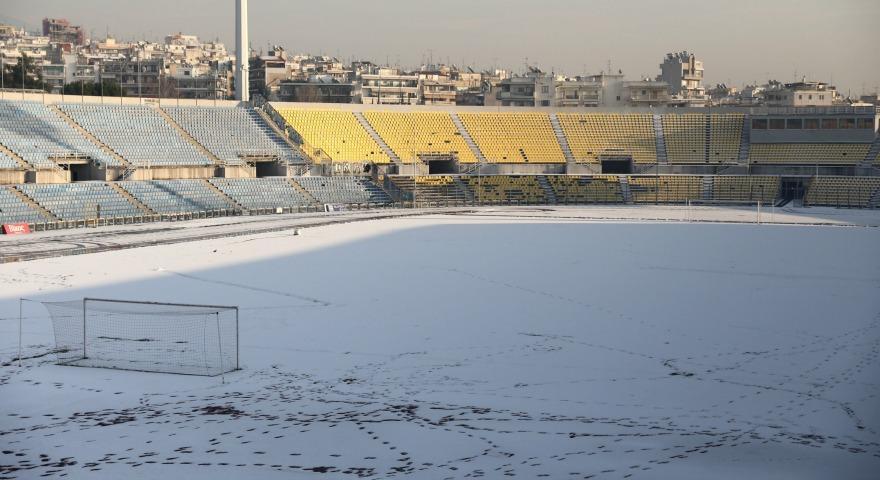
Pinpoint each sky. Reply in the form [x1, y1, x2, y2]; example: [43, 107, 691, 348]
[3, 0, 878, 95]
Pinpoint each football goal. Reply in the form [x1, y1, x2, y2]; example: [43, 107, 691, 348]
[43, 298, 238, 376]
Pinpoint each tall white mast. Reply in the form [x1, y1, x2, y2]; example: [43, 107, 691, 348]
[235, 0, 249, 101]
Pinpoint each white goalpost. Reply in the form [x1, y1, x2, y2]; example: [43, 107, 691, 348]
[42, 298, 239, 376]
[685, 199, 772, 224]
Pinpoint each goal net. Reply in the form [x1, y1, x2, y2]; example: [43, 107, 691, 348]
[43, 298, 238, 376]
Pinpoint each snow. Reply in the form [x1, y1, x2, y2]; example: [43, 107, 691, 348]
[1, 207, 879, 479]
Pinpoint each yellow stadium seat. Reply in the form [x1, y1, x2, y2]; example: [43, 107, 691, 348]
[558, 114, 657, 164]
[277, 109, 390, 163]
[459, 113, 565, 163]
[364, 112, 477, 163]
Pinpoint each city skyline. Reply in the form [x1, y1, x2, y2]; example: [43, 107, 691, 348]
[3, 0, 878, 96]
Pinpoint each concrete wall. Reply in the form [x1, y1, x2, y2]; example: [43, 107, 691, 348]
[0, 91, 244, 108]
[222, 165, 257, 178]
[751, 130, 875, 143]
[0, 170, 26, 185]
[125, 167, 216, 181]
[33, 169, 71, 184]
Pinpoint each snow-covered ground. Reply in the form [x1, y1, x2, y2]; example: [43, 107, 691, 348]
[1, 207, 879, 479]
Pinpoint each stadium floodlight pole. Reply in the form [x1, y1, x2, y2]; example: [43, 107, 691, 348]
[235, 0, 250, 102]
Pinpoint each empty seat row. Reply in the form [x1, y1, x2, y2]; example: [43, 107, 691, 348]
[546, 175, 623, 202]
[0, 100, 118, 168]
[165, 106, 305, 165]
[712, 176, 779, 203]
[558, 114, 657, 164]
[629, 176, 702, 203]
[364, 112, 477, 163]
[119, 179, 233, 213]
[459, 113, 566, 163]
[805, 177, 880, 208]
[277, 110, 390, 163]
[295, 176, 392, 204]
[749, 143, 871, 165]
[59, 104, 213, 167]
[0, 186, 48, 224]
[18, 182, 142, 220]
[210, 177, 312, 209]
[460, 175, 547, 203]
[0, 150, 20, 169]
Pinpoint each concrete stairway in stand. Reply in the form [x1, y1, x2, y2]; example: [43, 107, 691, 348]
[701, 176, 715, 201]
[536, 175, 558, 204]
[353, 112, 402, 165]
[286, 178, 321, 206]
[109, 182, 156, 215]
[450, 113, 489, 164]
[653, 114, 668, 165]
[549, 114, 575, 164]
[49, 105, 133, 174]
[10, 186, 58, 221]
[619, 176, 633, 204]
[859, 135, 880, 169]
[155, 107, 223, 165]
[256, 108, 312, 165]
[738, 115, 751, 165]
[0, 143, 32, 170]
[203, 180, 245, 211]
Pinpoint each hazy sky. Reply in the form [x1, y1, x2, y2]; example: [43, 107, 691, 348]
[4, 0, 878, 95]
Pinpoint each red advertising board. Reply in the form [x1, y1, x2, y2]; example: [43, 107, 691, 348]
[2, 223, 31, 235]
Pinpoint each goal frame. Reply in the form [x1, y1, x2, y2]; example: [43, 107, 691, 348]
[685, 199, 773, 224]
[69, 297, 240, 375]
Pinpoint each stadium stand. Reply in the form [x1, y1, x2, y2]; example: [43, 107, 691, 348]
[295, 176, 392, 205]
[805, 176, 880, 208]
[629, 175, 702, 203]
[19, 182, 143, 220]
[458, 113, 565, 163]
[0, 150, 19, 170]
[461, 175, 547, 203]
[708, 114, 744, 163]
[0, 100, 118, 168]
[557, 114, 657, 164]
[395, 175, 471, 205]
[58, 104, 213, 166]
[663, 114, 707, 163]
[0, 186, 49, 224]
[210, 177, 314, 210]
[546, 175, 624, 203]
[364, 112, 477, 163]
[712, 176, 780, 203]
[276, 109, 390, 163]
[119, 179, 235, 214]
[164, 106, 303, 165]
[749, 144, 871, 165]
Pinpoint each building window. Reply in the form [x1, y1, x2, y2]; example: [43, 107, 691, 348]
[819, 95, 825, 100]
[541, 86, 549, 94]
[857, 118, 874, 129]
[798, 95, 803, 100]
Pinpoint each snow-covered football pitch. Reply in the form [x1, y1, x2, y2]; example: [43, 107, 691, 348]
[1, 206, 879, 479]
